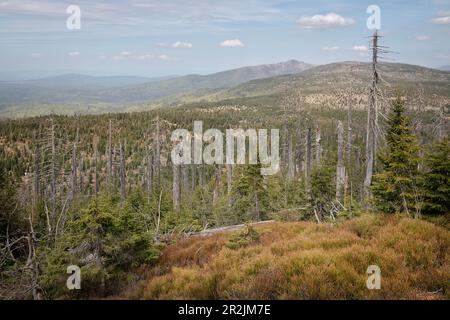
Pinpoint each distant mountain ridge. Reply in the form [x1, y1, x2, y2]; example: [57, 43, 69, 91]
[0, 60, 313, 107]
[1, 60, 449, 118]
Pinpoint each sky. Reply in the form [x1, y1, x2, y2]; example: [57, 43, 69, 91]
[0, 0, 450, 79]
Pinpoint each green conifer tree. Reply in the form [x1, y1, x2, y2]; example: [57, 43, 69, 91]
[372, 96, 421, 215]
[421, 138, 450, 215]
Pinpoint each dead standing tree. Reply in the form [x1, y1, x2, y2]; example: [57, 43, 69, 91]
[364, 31, 382, 206]
[336, 121, 345, 203]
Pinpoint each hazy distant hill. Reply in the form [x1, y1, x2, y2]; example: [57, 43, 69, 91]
[439, 65, 450, 71]
[25, 74, 170, 89]
[1, 60, 449, 117]
[0, 60, 313, 108]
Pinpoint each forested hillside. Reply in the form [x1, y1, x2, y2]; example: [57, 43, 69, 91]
[0, 85, 449, 298]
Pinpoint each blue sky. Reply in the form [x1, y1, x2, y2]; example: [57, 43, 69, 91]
[1, 0, 450, 78]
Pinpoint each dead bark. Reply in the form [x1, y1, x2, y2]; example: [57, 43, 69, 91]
[173, 162, 181, 212]
[336, 121, 346, 203]
[288, 134, 295, 181]
[364, 31, 380, 204]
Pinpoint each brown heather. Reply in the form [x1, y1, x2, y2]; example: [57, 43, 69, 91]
[119, 214, 450, 300]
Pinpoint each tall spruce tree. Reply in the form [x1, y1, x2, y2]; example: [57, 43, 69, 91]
[421, 138, 450, 215]
[372, 96, 421, 215]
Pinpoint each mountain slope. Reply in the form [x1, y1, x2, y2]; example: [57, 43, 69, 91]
[0, 60, 313, 109]
[210, 62, 450, 99]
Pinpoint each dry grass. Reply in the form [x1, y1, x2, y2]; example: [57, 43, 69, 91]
[120, 215, 450, 300]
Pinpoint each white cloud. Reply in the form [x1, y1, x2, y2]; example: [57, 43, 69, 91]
[68, 51, 80, 57]
[322, 46, 339, 51]
[135, 54, 177, 61]
[30, 53, 41, 57]
[298, 13, 354, 29]
[156, 42, 167, 47]
[352, 45, 369, 52]
[220, 39, 244, 47]
[432, 11, 450, 24]
[120, 51, 132, 56]
[158, 54, 176, 61]
[416, 35, 430, 41]
[172, 41, 192, 48]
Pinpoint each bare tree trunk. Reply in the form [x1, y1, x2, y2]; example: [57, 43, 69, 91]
[173, 162, 181, 212]
[315, 127, 322, 165]
[305, 127, 312, 183]
[213, 165, 222, 205]
[336, 121, 345, 203]
[181, 163, 189, 194]
[364, 31, 380, 205]
[71, 131, 78, 199]
[108, 120, 113, 190]
[50, 119, 56, 244]
[295, 126, 303, 175]
[282, 105, 288, 171]
[120, 142, 126, 201]
[199, 164, 205, 186]
[155, 116, 161, 190]
[191, 164, 197, 191]
[155, 190, 162, 241]
[346, 103, 352, 165]
[34, 146, 40, 202]
[226, 164, 233, 194]
[288, 134, 295, 181]
[93, 136, 99, 197]
[147, 146, 153, 202]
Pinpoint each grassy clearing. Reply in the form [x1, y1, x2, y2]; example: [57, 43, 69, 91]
[120, 214, 449, 300]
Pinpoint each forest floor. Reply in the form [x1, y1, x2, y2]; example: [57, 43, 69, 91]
[116, 214, 450, 300]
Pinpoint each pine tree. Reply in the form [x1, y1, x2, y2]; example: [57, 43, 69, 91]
[421, 137, 450, 215]
[372, 96, 421, 215]
[232, 162, 268, 222]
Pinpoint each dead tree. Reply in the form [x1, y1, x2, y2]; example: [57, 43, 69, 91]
[295, 126, 303, 175]
[346, 101, 353, 165]
[154, 116, 161, 189]
[288, 134, 295, 181]
[33, 146, 41, 202]
[305, 128, 312, 183]
[364, 31, 381, 204]
[282, 104, 288, 171]
[226, 164, 233, 194]
[119, 142, 126, 201]
[181, 163, 189, 193]
[433, 105, 449, 139]
[107, 120, 113, 190]
[172, 162, 181, 212]
[213, 165, 222, 205]
[191, 138, 197, 192]
[315, 127, 322, 165]
[71, 128, 78, 199]
[48, 119, 56, 244]
[336, 121, 345, 203]
[146, 146, 153, 202]
[93, 135, 99, 196]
